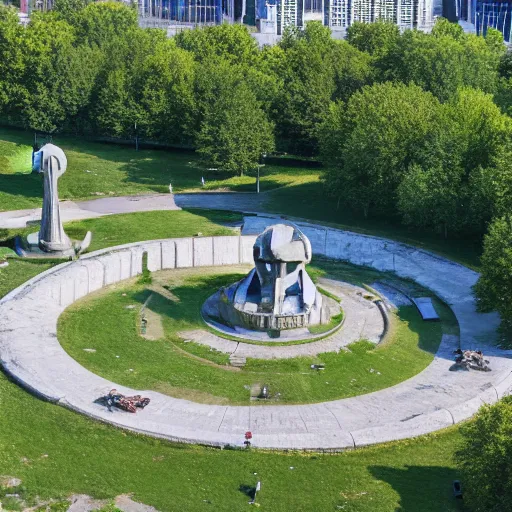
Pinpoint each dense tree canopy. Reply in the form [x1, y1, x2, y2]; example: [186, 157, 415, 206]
[320, 82, 443, 217]
[475, 215, 512, 338]
[456, 396, 512, 511]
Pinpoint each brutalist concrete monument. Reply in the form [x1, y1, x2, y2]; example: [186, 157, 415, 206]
[203, 223, 339, 340]
[37, 144, 73, 254]
[16, 143, 91, 258]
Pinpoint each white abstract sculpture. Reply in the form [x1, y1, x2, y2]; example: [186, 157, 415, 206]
[205, 223, 334, 333]
[36, 144, 73, 253]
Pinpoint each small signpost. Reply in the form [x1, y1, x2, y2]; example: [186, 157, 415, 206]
[250, 481, 261, 505]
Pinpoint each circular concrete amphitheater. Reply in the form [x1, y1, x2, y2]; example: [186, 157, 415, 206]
[1, 216, 511, 450]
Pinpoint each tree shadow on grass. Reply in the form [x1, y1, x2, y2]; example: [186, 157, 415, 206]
[132, 273, 245, 326]
[0, 173, 42, 210]
[239, 484, 256, 502]
[369, 465, 465, 512]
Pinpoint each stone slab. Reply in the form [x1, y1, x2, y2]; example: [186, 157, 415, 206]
[412, 297, 440, 321]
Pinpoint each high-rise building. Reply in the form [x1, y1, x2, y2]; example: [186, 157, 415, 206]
[138, 0, 234, 24]
[457, 0, 512, 42]
[328, 0, 433, 33]
[473, 0, 511, 42]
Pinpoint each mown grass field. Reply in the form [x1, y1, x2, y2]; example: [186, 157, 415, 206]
[57, 260, 457, 405]
[0, 361, 465, 512]
[0, 127, 318, 211]
[0, 208, 469, 511]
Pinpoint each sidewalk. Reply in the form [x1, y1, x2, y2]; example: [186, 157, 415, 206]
[0, 192, 269, 229]
[0, 193, 180, 229]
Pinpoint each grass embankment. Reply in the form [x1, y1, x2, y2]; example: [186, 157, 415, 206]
[0, 364, 464, 511]
[58, 261, 457, 405]
[0, 127, 480, 268]
[0, 210, 465, 511]
[0, 127, 316, 211]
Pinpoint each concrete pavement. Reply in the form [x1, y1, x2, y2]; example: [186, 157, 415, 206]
[0, 192, 267, 229]
[1, 226, 510, 450]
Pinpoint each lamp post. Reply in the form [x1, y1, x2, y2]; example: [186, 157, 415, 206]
[257, 153, 266, 194]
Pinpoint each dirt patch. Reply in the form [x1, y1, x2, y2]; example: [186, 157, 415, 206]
[140, 306, 164, 341]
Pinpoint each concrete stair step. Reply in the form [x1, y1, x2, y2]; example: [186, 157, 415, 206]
[229, 354, 247, 367]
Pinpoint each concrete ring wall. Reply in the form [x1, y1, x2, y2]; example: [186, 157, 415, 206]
[1, 227, 511, 450]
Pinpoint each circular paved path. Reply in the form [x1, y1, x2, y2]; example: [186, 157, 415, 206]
[183, 279, 385, 359]
[1, 219, 511, 450]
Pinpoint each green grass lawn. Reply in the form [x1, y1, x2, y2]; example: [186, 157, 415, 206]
[0, 209, 468, 512]
[0, 363, 465, 511]
[0, 126, 481, 268]
[57, 261, 457, 405]
[63, 209, 242, 252]
[0, 127, 316, 211]
[0, 209, 242, 253]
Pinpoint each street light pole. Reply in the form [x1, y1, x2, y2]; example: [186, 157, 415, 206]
[257, 153, 266, 194]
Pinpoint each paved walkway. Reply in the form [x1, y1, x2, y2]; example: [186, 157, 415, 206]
[174, 192, 267, 213]
[1, 228, 510, 450]
[0, 193, 266, 229]
[182, 279, 385, 359]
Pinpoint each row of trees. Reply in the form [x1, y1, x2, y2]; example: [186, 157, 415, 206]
[320, 83, 512, 237]
[0, 6, 508, 159]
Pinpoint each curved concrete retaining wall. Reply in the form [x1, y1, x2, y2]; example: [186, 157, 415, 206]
[1, 227, 511, 450]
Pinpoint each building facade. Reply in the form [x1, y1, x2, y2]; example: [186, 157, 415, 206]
[254, 0, 433, 35]
[328, 0, 434, 33]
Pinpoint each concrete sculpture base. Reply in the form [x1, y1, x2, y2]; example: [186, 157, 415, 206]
[15, 231, 92, 259]
[202, 285, 342, 341]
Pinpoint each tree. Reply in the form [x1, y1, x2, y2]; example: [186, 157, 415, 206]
[495, 77, 512, 116]
[16, 13, 100, 132]
[455, 396, 512, 511]
[75, 2, 137, 47]
[381, 22, 500, 101]
[431, 17, 464, 39]
[474, 215, 512, 338]
[397, 164, 461, 238]
[0, 6, 26, 122]
[320, 82, 442, 217]
[444, 88, 511, 175]
[331, 40, 373, 102]
[272, 22, 338, 154]
[395, 88, 512, 236]
[53, 0, 90, 25]
[196, 81, 275, 176]
[175, 23, 259, 67]
[346, 20, 400, 59]
[485, 27, 506, 58]
[498, 50, 512, 79]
